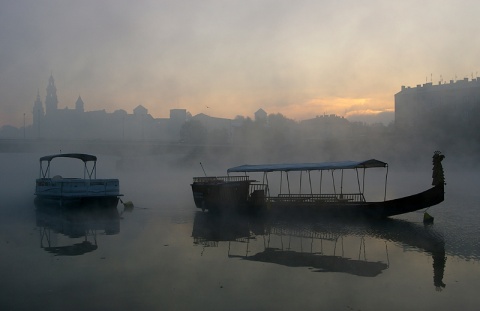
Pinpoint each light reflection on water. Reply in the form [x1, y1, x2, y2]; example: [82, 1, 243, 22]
[1, 164, 480, 310]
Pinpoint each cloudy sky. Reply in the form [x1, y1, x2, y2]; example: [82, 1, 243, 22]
[1, 0, 480, 127]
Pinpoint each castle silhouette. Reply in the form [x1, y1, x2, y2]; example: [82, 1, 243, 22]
[31, 75, 195, 141]
[3, 74, 478, 146]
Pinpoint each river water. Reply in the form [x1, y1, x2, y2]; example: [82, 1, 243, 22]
[1, 152, 479, 311]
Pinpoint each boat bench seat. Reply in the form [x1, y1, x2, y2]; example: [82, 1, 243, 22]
[276, 193, 360, 203]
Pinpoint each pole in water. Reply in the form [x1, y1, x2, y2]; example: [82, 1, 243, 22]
[423, 211, 434, 224]
[200, 162, 207, 177]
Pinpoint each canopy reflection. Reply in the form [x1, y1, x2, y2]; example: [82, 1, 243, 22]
[192, 212, 446, 289]
[35, 204, 131, 256]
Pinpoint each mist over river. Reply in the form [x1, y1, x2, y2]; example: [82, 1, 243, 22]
[1, 151, 479, 311]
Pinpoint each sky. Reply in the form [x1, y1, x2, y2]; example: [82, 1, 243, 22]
[1, 0, 480, 128]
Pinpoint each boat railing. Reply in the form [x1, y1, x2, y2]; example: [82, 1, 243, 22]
[249, 183, 268, 193]
[193, 238, 219, 247]
[249, 183, 269, 200]
[269, 226, 339, 241]
[193, 176, 251, 183]
[270, 193, 366, 203]
[36, 178, 120, 196]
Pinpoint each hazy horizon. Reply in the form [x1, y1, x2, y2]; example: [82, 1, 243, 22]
[2, 1, 480, 127]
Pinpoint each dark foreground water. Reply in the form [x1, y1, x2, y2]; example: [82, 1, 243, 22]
[1, 153, 480, 311]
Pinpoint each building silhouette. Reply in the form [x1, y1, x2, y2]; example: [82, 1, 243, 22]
[395, 77, 480, 141]
[25, 75, 241, 142]
[30, 75, 166, 140]
[32, 89, 44, 138]
[254, 108, 267, 121]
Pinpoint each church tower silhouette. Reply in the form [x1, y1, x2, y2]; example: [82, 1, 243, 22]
[32, 89, 44, 137]
[45, 74, 58, 115]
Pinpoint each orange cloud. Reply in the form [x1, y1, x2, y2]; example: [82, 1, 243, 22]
[270, 96, 393, 121]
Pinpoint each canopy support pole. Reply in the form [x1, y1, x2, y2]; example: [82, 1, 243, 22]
[44, 161, 51, 178]
[299, 171, 302, 193]
[355, 168, 362, 194]
[308, 171, 313, 195]
[362, 168, 366, 194]
[384, 165, 389, 201]
[286, 172, 291, 195]
[331, 170, 337, 195]
[340, 169, 344, 196]
[320, 171, 323, 195]
[265, 172, 270, 196]
[279, 171, 283, 194]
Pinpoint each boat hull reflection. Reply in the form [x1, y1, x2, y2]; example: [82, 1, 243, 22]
[36, 204, 121, 256]
[192, 212, 446, 288]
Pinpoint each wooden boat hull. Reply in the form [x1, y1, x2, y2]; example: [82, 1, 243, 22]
[191, 180, 252, 212]
[267, 185, 444, 218]
[191, 152, 446, 218]
[34, 195, 119, 208]
[191, 182, 444, 218]
[363, 184, 444, 218]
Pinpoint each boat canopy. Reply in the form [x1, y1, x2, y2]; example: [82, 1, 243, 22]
[38, 153, 98, 179]
[227, 159, 387, 173]
[40, 153, 97, 163]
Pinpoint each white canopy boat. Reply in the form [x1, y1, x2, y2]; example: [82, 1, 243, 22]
[34, 153, 122, 207]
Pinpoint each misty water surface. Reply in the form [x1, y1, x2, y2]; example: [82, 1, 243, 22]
[0, 152, 479, 311]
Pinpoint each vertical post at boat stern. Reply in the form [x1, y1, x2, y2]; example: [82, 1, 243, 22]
[200, 162, 207, 177]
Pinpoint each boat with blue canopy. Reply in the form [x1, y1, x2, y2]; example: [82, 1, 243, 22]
[190, 152, 445, 218]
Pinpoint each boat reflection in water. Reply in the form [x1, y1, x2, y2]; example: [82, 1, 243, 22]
[35, 203, 133, 256]
[192, 212, 447, 289]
